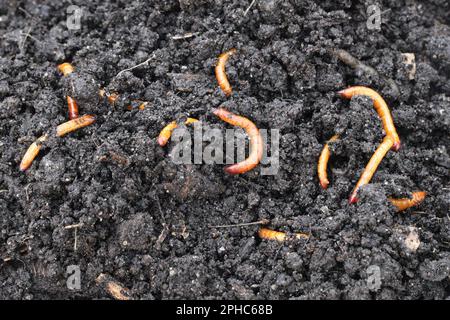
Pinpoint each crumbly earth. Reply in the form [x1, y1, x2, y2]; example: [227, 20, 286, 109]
[0, 0, 449, 299]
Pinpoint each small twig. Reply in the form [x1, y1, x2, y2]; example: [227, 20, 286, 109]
[19, 27, 32, 52]
[209, 219, 270, 229]
[64, 223, 82, 251]
[115, 54, 155, 78]
[74, 228, 78, 251]
[244, 0, 258, 16]
[18, 7, 33, 19]
[0, 190, 7, 193]
[24, 184, 31, 202]
[64, 223, 83, 230]
[64, 222, 83, 251]
[171, 32, 199, 40]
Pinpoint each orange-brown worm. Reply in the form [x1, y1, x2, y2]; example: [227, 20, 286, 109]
[338, 86, 401, 151]
[67, 96, 79, 120]
[349, 135, 394, 203]
[258, 228, 309, 242]
[157, 118, 199, 147]
[215, 48, 237, 97]
[57, 62, 74, 76]
[318, 134, 339, 189]
[19, 134, 48, 171]
[389, 191, 426, 212]
[213, 108, 263, 175]
[56, 114, 96, 137]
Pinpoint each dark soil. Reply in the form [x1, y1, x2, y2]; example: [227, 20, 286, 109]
[0, 0, 449, 300]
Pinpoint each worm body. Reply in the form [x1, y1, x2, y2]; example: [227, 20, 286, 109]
[66, 96, 79, 120]
[157, 118, 199, 147]
[57, 63, 74, 76]
[56, 114, 96, 137]
[258, 228, 309, 242]
[389, 191, 426, 212]
[107, 93, 119, 105]
[318, 134, 339, 189]
[19, 134, 48, 171]
[215, 48, 237, 97]
[213, 108, 263, 175]
[338, 86, 400, 151]
[96, 273, 131, 300]
[349, 135, 394, 204]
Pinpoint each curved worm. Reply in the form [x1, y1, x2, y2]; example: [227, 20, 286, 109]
[67, 96, 79, 120]
[157, 118, 199, 147]
[389, 191, 426, 212]
[338, 86, 400, 151]
[258, 228, 309, 242]
[215, 48, 237, 97]
[213, 108, 263, 175]
[349, 135, 394, 203]
[57, 63, 74, 76]
[56, 114, 96, 137]
[107, 93, 119, 105]
[19, 134, 48, 171]
[318, 134, 339, 189]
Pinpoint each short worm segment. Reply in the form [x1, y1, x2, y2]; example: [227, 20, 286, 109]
[349, 135, 394, 203]
[338, 86, 400, 151]
[389, 191, 426, 212]
[19, 134, 48, 171]
[215, 48, 237, 97]
[56, 114, 96, 137]
[318, 134, 339, 189]
[57, 63, 74, 76]
[258, 228, 310, 242]
[157, 118, 199, 147]
[67, 96, 79, 120]
[213, 108, 263, 175]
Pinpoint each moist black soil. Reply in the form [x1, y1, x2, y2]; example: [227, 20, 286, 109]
[0, 0, 449, 300]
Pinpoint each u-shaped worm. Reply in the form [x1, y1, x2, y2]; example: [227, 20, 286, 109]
[389, 191, 426, 212]
[157, 118, 199, 147]
[213, 108, 263, 175]
[338, 86, 400, 151]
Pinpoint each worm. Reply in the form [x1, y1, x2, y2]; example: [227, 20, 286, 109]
[349, 135, 394, 203]
[258, 228, 309, 242]
[157, 118, 199, 147]
[126, 102, 147, 111]
[96, 273, 131, 300]
[98, 89, 119, 105]
[57, 62, 74, 76]
[213, 108, 263, 175]
[19, 134, 48, 171]
[389, 191, 426, 212]
[318, 134, 339, 189]
[56, 114, 96, 137]
[66, 96, 79, 120]
[338, 86, 401, 151]
[215, 48, 237, 97]
[331, 49, 400, 98]
[107, 93, 119, 105]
